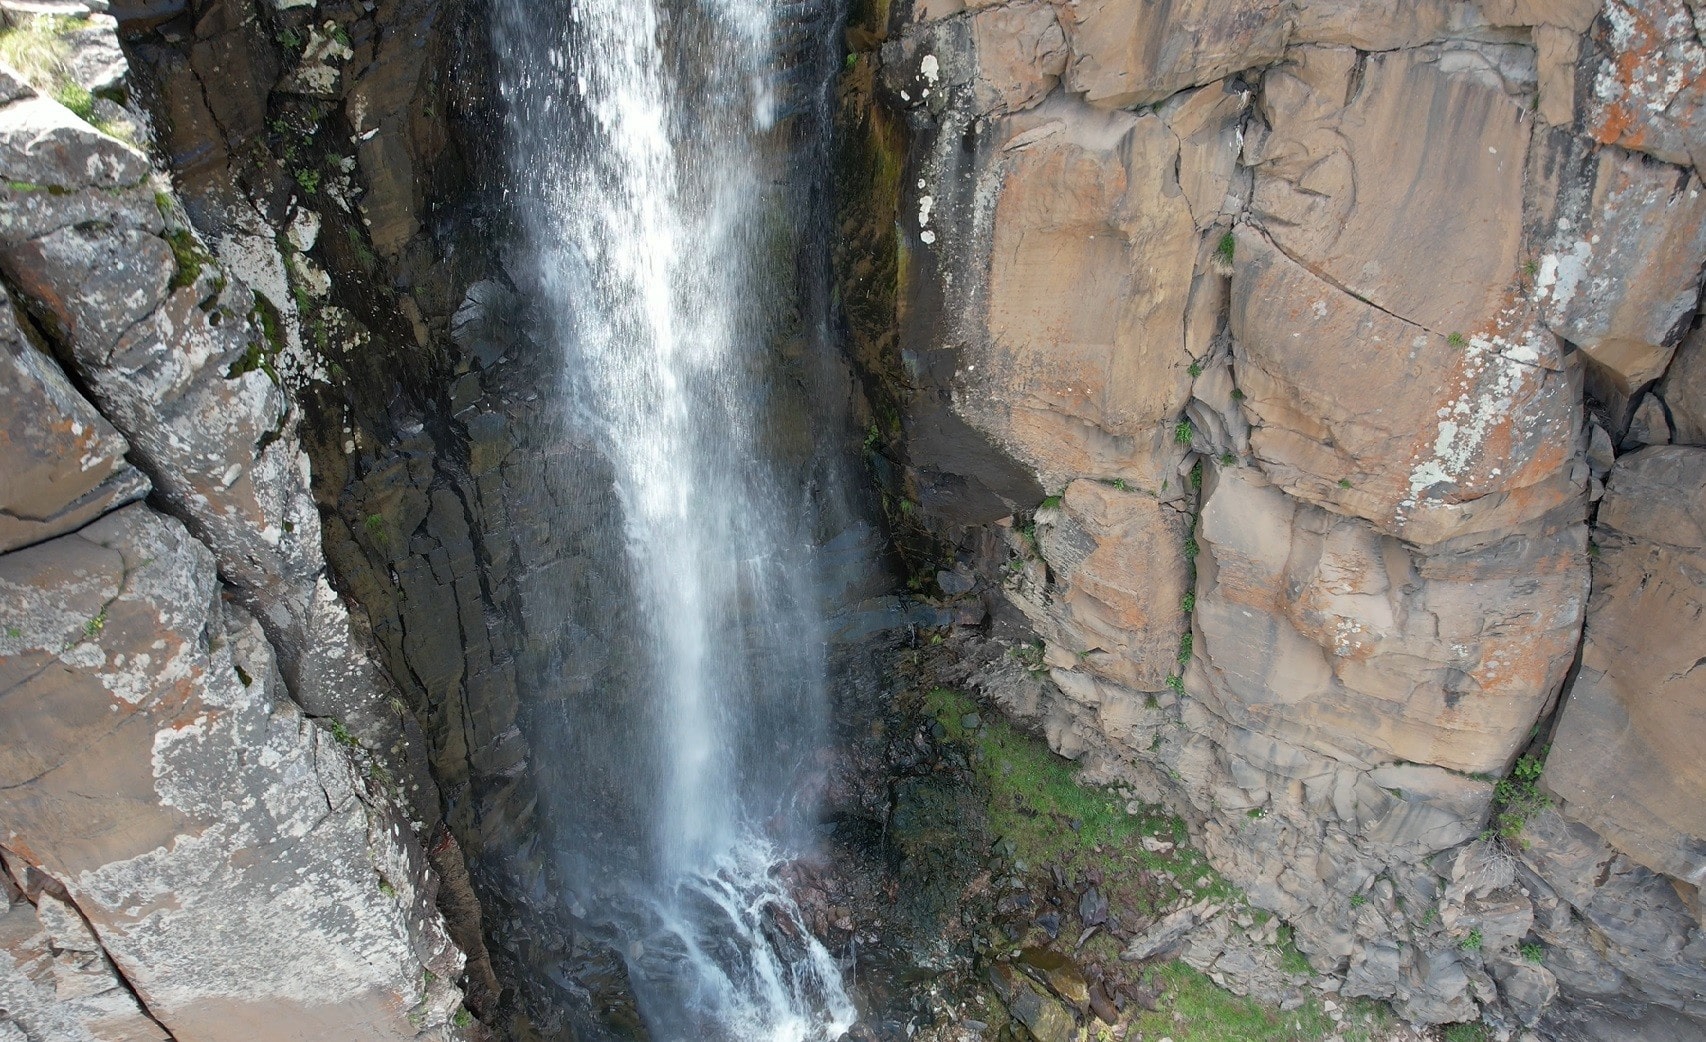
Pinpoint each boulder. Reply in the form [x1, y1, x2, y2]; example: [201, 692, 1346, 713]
[1545, 447, 1706, 890]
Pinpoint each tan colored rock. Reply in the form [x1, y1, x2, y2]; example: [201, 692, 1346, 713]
[1478, 0, 1603, 29]
[1160, 81, 1249, 230]
[1545, 446, 1706, 891]
[0, 293, 146, 553]
[1290, 0, 1490, 49]
[1249, 45, 1533, 334]
[1055, 0, 1291, 109]
[1193, 466, 1586, 775]
[1587, 0, 1706, 171]
[1538, 148, 1706, 391]
[1015, 479, 1190, 693]
[970, 2, 1067, 114]
[1533, 24, 1585, 126]
[1230, 228, 1582, 546]
[967, 97, 1196, 493]
[1659, 323, 1706, 445]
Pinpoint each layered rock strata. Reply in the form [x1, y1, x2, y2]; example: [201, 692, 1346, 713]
[848, 0, 1706, 1029]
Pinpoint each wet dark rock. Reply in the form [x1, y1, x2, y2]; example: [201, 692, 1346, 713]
[1017, 947, 1090, 1009]
[989, 962, 1078, 1042]
[1079, 887, 1108, 928]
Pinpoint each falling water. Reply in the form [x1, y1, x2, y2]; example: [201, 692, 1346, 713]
[492, 0, 853, 1038]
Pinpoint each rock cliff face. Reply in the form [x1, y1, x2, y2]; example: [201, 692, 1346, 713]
[0, 16, 472, 1040]
[847, 0, 1706, 1030]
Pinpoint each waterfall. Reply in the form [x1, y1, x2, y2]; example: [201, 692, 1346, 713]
[492, 0, 854, 1038]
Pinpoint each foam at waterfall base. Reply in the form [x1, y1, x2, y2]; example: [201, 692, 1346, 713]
[616, 835, 854, 1042]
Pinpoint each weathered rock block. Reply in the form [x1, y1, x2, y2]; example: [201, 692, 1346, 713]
[1018, 479, 1191, 693]
[0, 505, 464, 1040]
[1545, 446, 1706, 891]
[969, 97, 1197, 493]
[1230, 229, 1583, 546]
[1250, 44, 1533, 334]
[1539, 146, 1706, 390]
[1194, 466, 1586, 774]
[1587, 0, 1706, 171]
[0, 871, 169, 1042]
[1661, 323, 1706, 445]
[1056, 0, 1290, 108]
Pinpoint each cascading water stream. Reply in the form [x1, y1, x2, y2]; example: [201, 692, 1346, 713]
[492, 0, 854, 1038]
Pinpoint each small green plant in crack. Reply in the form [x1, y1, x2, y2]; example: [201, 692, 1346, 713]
[1177, 632, 1193, 666]
[1187, 361, 1203, 378]
[1190, 460, 1203, 489]
[5, 626, 21, 639]
[1183, 536, 1200, 561]
[378, 877, 396, 898]
[1489, 752, 1550, 846]
[1213, 231, 1236, 273]
[364, 513, 388, 544]
[1166, 673, 1186, 696]
[453, 1008, 474, 1029]
[1521, 942, 1544, 963]
[276, 27, 303, 51]
[1447, 332, 1468, 349]
[1458, 928, 1483, 952]
[295, 168, 322, 195]
[1218, 452, 1236, 467]
[1350, 893, 1367, 908]
[84, 610, 107, 638]
[1180, 593, 1195, 614]
[1174, 419, 1195, 446]
[329, 720, 357, 747]
[163, 227, 213, 291]
[1337, 478, 1352, 489]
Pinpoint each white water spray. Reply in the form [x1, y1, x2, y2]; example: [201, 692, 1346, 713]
[493, 0, 853, 1037]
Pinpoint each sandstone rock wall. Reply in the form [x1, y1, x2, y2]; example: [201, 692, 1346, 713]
[0, 17, 474, 1041]
[849, 0, 1706, 1029]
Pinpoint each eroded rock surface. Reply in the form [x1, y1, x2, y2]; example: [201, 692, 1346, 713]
[0, 32, 472, 1041]
[854, 0, 1706, 1029]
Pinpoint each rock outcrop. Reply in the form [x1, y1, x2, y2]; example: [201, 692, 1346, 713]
[849, 0, 1706, 1030]
[0, 15, 471, 1040]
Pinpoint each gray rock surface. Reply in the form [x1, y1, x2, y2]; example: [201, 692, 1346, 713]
[0, 50, 474, 1042]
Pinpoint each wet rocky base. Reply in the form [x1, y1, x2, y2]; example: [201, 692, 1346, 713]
[795, 627, 1443, 1042]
